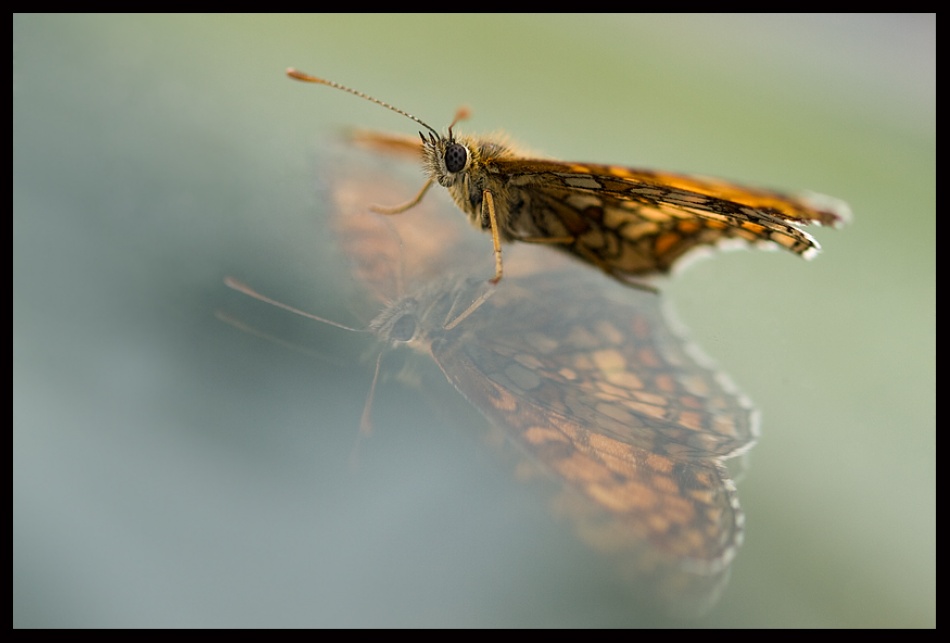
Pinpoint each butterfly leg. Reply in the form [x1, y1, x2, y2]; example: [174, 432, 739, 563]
[518, 235, 577, 245]
[370, 178, 434, 215]
[610, 273, 660, 294]
[482, 189, 505, 285]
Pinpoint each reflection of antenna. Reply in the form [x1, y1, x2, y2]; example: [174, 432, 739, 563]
[224, 277, 365, 332]
[215, 310, 340, 362]
[223, 276, 383, 458]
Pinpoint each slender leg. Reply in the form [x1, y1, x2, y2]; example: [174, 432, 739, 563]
[370, 179, 434, 215]
[483, 189, 504, 284]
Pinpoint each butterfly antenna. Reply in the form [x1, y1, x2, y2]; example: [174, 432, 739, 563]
[287, 68, 442, 140]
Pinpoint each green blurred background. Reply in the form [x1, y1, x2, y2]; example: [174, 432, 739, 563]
[14, 14, 934, 627]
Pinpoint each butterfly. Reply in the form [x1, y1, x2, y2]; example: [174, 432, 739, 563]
[288, 68, 851, 287]
[228, 143, 759, 616]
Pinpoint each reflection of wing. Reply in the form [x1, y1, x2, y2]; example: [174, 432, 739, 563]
[425, 274, 749, 615]
[323, 146, 758, 616]
[437, 274, 757, 460]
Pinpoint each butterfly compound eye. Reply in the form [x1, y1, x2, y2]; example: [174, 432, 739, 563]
[444, 143, 468, 173]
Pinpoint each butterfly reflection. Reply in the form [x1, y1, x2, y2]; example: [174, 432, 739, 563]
[292, 146, 758, 616]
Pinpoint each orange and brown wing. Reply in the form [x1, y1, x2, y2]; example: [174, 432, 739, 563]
[489, 157, 850, 276]
[348, 128, 426, 160]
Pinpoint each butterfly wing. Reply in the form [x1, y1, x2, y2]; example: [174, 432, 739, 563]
[484, 157, 850, 278]
[348, 128, 425, 161]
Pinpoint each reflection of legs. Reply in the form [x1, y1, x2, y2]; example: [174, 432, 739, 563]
[444, 281, 495, 331]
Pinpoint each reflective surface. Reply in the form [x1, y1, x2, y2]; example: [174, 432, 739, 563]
[14, 14, 934, 627]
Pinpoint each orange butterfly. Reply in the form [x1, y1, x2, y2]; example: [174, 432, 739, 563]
[288, 68, 850, 286]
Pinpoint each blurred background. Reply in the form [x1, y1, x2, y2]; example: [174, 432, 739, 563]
[14, 14, 934, 627]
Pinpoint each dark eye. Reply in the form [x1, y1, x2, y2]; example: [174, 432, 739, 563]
[390, 315, 416, 342]
[444, 143, 467, 173]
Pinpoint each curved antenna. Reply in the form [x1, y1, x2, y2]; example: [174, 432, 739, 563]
[286, 68, 441, 139]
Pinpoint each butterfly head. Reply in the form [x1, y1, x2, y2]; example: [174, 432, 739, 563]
[285, 69, 479, 190]
[368, 276, 495, 349]
[418, 107, 474, 188]
[420, 131, 472, 189]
